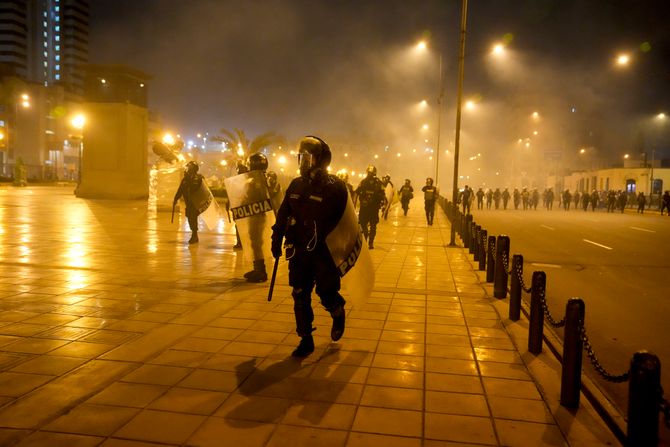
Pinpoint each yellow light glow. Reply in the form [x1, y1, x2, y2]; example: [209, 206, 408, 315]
[416, 40, 427, 51]
[420, 99, 428, 107]
[0, 131, 4, 141]
[162, 132, 175, 145]
[465, 100, 475, 110]
[579, 148, 586, 154]
[71, 114, 86, 130]
[237, 148, 245, 156]
[21, 93, 29, 100]
[220, 160, 227, 166]
[344, 153, 349, 157]
[491, 43, 505, 55]
[533, 131, 539, 135]
[278, 155, 287, 165]
[525, 142, 530, 148]
[374, 154, 379, 159]
[616, 53, 630, 66]
[624, 154, 630, 159]
[422, 124, 429, 130]
[429, 156, 433, 160]
[657, 113, 666, 120]
[21, 100, 30, 108]
[532, 111, 539, 120]
[397, 152, 401, 157]
[100, 78, 107, 84]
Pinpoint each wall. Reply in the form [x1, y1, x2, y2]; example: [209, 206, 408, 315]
[75, 102, 148, 199]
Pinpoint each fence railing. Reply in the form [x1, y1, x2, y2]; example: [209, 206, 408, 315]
[438, 197, 669, 446]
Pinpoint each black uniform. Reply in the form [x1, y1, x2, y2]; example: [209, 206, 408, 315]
[356, 175, 385, 248]
[173, 170, 204, 244]
[271, 171, 348, 341]
[422, 183, 438, 225]
[399, 183, 414, 216]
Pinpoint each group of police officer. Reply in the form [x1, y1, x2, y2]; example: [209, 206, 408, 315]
[173, 137, 439, 357]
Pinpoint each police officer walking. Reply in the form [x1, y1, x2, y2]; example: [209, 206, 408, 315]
[243, 152, 272, 283]
[173, 161, 205, 245]
[476, 188, 485, 210]
[271, 136, 348, 357]
[398, 179, 414, 216]
[356, 166, 386, 249]
[422, 178, 438, 225]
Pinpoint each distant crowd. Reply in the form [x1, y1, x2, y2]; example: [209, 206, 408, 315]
[457, 186, 670, 215]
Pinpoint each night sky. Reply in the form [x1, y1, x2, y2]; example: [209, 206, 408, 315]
[90, 0, 670, 183]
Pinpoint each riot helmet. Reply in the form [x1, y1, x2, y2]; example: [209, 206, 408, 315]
[337, 171, 349, 183]
[248, 152, 269, 171]
[185, 161, 199, 175]
[382, 175, 391, 183]
[266, 170, 278, 186]
[366, 165, 377, 178]
[404, 179, 411, 185]
[236, 160, 249, 174]
[298, 136, 331, 176]
[426, 177, 434, 186]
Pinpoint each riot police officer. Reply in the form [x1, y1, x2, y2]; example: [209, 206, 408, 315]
[271, 136, 348, 357]
[398, 179, 414, 216]
[422, 177, 438, 225]
[356, 165, 385, 249]
[173, 161, 204, 244]
[266, 170, 283, 213]
[240, 153, 273, 282]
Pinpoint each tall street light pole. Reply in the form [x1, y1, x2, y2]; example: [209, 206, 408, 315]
[449, 0, 468, 247]
[435, 54, 444, 185]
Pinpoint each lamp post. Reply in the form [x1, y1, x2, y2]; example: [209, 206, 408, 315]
[449, 0, 468, 247]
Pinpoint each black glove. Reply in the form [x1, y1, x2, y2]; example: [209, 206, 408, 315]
[271, 236, 283, 259]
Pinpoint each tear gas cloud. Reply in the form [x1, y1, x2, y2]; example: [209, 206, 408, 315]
[91, 0, 669, 190]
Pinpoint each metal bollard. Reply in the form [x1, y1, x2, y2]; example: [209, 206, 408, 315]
[460, 213, 465, 237]
[528, 271, 545, 354]
[473, 225, 481, 261]
[509, 254, 523, 321]
[464, 214, 472, 248]
[493, 235, 510, 298]
[486, 236, 496, 282]
[627, 351, 661, 446]
[468, 221, 476, 254]
[560, 298, 585, 408]
[478, 229, 487, 271]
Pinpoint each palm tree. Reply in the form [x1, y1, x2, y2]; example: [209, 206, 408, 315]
[212, 128, 285, 157]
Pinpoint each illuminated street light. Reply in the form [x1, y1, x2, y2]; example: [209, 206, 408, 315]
[71, 114, 86, 130]
[616, 53, 630, 66]
[419, 99, 428, 107]
[656, 112, 666, 120]
[579, 148, 586, 154]
[374, 154, 379, 159]
[344, 152, 349, 157]
[464, 100, 476, 111]
[491, 43, 505, 56]
[162, 132, 175, 146]
[220, 160, 228, 166]
[532, 111, 540, 120]
[20, 93, 30, 108]
[422, 124, 429, 130]
[278, 155, 287, 165]
[416, 40, 427, 51]
[533, 130, 539, 136]
[624, 154, 630, 159]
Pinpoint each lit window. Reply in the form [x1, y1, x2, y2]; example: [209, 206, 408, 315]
[55, 26, 60, 31]
[55, 36, 60, 42]
[55, 55, 60, 61]
[43, 11, 47, 17]
[55, 6, 59, 11]
[43, 31, 47, 37]
[55, 16, 59, 22]
[43, 61, 48, 67]
[55, 45, 60, 51]
[55, 74, 60, 80]
[43, 21, 47, 27]
[55, 65, 60, 70]
[43, 51, 47, 57]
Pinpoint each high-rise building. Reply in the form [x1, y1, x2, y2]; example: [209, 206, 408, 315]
[0, 0, 89, 98]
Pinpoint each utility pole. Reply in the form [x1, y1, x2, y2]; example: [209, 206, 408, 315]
[449, 0, 468, 247]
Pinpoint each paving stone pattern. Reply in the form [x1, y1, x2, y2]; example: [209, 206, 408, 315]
[0, 187, 570, 446]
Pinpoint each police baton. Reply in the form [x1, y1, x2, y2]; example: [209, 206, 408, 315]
[267, 257, 280, 302]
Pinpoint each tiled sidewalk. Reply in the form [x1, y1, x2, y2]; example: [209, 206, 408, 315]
[0, 186, 614, 446]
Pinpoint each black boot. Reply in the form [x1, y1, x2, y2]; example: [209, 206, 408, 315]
[245, 260, 267, 282]
[330, 305, 345, 341]
[292, 335, 315, 357]
[188, 232, 199, 244]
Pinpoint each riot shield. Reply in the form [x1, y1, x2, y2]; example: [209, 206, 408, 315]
[382, 183, 397, 218]
[325, 195, 374, 308]
[224, 171, 276, 265]
[189, 180, 223, 230]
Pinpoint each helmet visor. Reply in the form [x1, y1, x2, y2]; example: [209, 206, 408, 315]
[298, 152, 315, 174]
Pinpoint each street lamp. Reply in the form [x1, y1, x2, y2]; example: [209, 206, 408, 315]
[449, 0, 468, 246]
[616, 53, 631, 66]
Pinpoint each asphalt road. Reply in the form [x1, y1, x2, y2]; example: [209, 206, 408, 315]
[467, 203, 670, 418]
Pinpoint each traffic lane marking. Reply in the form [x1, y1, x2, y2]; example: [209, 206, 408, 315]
[582, 239, 613, 250]
[540, 225, 555, 230]
[531, 263, 562, 269]
[629, 226, 655, 233]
